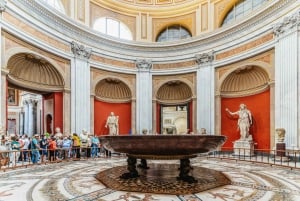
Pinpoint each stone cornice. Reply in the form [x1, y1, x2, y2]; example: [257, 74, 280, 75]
[273, 9, 300, 37]
[6, 0, 297, 61]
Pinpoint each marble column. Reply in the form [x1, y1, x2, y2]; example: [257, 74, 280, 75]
[90, 94, 94, 134]
[273, 11, 300, 149]
[131, 99, 136, 135]
[71, 41, 92, 134]
[19, 109, 24, 135]
[0, 0, 7, 130]
[23, 101, 29, 135]
[28, 100, 33, 135]
[63, 90, 71, 135]
[27, 99, 38, 135]
[136, 59, 152, 134]
[195, 52, 214, 134]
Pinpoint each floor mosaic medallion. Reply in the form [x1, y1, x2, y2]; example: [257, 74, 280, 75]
[96, 163, 231, 194]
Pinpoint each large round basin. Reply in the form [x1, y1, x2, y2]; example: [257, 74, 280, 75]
[99, 134, 226, 158]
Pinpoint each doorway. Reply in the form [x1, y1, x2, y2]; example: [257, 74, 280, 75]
[160, 104, 189, 134]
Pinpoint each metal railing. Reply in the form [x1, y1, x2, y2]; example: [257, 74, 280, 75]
[0, 146, 117, 170]
[1, 147, 300, 170]
[207, 147, 300, 169]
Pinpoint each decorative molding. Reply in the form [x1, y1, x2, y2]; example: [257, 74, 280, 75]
[273, 9, 300, 37]
[71, 41, 92, 59]
[216, 33, 273, 60]
[9, 0, 295, 60]
[136, 59, 152, 71]
[0, 0, 7, 12]
[195, 52, 214, 65]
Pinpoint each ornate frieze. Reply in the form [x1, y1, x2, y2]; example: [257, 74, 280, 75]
[195, 52, 214, 65]
[71, 41, 92, 59]
[136, 59, 152, 71]
[273, 10, 300, 37]
[0, 0, 7, 12]
[215, 34, 273, 60]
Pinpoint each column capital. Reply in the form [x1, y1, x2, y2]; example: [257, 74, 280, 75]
[195, 51, 214, 65]
[24, 99, 38, 105]
[0, 0, 7, 13]
[136, 59, 152, 71]
[71, 41, 92, 60]
[273, 10, 300, 37]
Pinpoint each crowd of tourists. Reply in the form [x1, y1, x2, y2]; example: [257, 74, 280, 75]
[0, 128, 107, 167]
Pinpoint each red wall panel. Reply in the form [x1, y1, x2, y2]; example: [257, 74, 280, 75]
[221, 90, 270, 150]
[94, 100, 131, 136]
[43, 92, 63, 134]
[189, 101, 193, 133]
[54, 92, 63, 132]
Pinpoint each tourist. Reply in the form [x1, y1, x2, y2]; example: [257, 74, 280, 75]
[21, 135, 30, 162]
[10, 135, 21, 166]
[39, 134, 48, 162]
[91, 135, 100, 158]
[31, 134, 40, 164]
[62, 136, 72, 159]
[56, 136, 63, 159]
[80, 129, 89, 157]
[48, 136, 57, 161]
[72, 133, 81, 159]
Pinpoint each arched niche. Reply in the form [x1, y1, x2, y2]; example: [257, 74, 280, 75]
[156, 80, 193, 135]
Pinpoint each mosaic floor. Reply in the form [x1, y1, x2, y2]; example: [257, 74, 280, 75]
[1, 156, 300, 201]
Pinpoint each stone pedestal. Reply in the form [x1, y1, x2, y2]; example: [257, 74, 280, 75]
[276, 143, 286, 157]
[233, 140, 255, 156]
[274, 143, 289, 162]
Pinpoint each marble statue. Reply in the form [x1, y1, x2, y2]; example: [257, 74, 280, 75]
[226, 103, 252, 140]
[105, 112, 119, 135]
[54, 127, 63, 139]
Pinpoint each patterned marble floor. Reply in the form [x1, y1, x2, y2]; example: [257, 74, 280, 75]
[1, 156, 300, 201]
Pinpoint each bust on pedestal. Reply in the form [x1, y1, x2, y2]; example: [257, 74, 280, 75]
[226, 104, 255, 156]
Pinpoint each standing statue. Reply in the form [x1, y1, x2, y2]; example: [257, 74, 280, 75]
[105, 112, 119, 135]
[226, 103, 252, 140]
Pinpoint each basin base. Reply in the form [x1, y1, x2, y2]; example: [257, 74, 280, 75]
[96, 163, 231, 195]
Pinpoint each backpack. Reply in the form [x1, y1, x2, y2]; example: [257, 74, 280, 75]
[28, 142, 31, 150]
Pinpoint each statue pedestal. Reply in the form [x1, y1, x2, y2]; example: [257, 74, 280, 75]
[233, 140, 255, 157]
[274, 143, 289, 162]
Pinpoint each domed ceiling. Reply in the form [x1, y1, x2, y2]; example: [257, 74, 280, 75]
[221, 66, 269, 97]
[95, 78, 132, 102]
[157, 80, 192, 103]
[7, 53, 64, 92]
[114, 0, 195, 6]
[93, 0, 202, 13]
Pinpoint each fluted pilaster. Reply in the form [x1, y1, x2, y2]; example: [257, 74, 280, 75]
[136, 59, 152, 134]
[274, 10, 300, 149]
[195, 52, 215, 134]
[71, 41, 91, 134]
